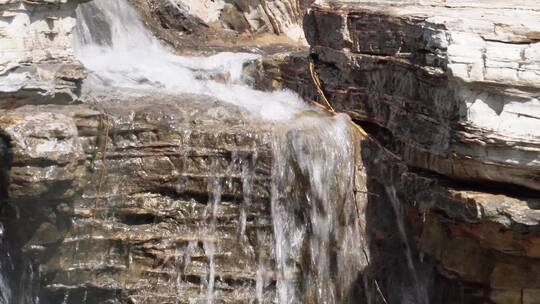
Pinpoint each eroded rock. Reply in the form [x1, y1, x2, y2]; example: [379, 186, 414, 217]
[304, 1, 540, 191]
[304, 1, 540, 303]
[0, 0, 89, 108]
[0, 96, 276, 302]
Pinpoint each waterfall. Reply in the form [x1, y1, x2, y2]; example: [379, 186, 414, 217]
[74, 0, 366, 302]
[271, 115, 365, 303]
[386, 186, 430, 304]
[74, 0, 306, 121]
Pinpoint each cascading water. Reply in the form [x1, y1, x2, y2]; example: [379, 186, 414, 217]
[73, 0, 367, 302]
[74, 0, 305, 121]
[271, 115, 366, 303]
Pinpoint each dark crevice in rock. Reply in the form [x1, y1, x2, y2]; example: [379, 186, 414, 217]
[354, 120, 400, 154]
[153, 1, 208, 34]
[354, 119, 540, 200]
[10, 159, 76, 168]
[117, 212, 159, 226]
[0, 135, 11, 201]
[410, 166, 540, 200]
[41, 286, 126, 304]
[150, 187, 248, 206]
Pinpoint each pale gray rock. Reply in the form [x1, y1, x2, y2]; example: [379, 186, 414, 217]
[169, 0, 314, 41]
[0, 0, 89, 108]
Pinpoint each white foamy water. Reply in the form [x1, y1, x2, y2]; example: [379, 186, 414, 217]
[74, 0, 367, 303]
[74, 0, 307, 121]
[271, 114, 366, 304]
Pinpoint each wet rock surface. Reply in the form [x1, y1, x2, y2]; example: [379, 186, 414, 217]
[1, 0, 367, 302]
[361, 140, 540, 304]
[0, 96, 278, 303]
[2, 0, 540, 303]
[0, 94, 368, 303]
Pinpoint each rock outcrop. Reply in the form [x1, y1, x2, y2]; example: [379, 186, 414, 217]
[305, 0, 540, 191]
[168, 0, 314, 39]
[2, 0, 540, 303]
[305, 1, 540, 303]
[0, 0, 88, 108]
[0, 94, 368, 303]
[1, 1, 367, 302]
[130, 0, 314, 50]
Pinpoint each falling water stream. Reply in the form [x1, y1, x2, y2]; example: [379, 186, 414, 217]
[386, 186, 430, 304]
[0, 224, 12, 304]
[34, 0, 368, 302]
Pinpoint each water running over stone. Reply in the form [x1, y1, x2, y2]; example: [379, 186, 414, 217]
[75, 0, 305, 121]
[271, 115, 366, 303]
[70, 0, 367, 302]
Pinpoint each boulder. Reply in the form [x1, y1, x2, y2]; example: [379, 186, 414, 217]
[145, 0, 314, 42]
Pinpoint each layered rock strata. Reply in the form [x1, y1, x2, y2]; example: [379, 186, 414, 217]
[0, 96, 278, 303]
[361, 140, 540, 304]
[0, 0, 367, 303]
[3, 0, 540, 303]
[0, 94, 368, 303]
[305, 0, 540, 191]
[305, 1, 540, 303]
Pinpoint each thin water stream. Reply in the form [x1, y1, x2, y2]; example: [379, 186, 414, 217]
[0, 224, 12, 304]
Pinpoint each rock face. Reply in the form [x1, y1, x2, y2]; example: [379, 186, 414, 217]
[1, 0, 368, 302]
[0, 0, 88, 108]
[360, 141, 540, 304]
[0, 96, 277, 303]
[0, 94, 368, 303]
[305, 0, 540, 191]
[138, 0, 314, 43]
[305, 1, 540, 303]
